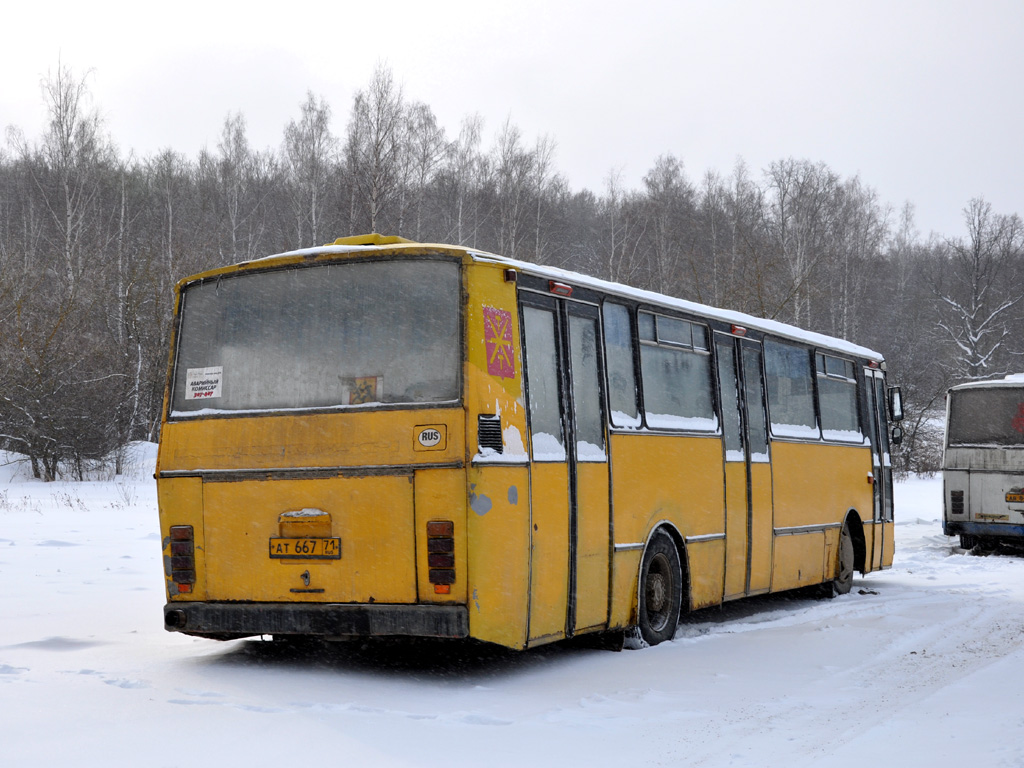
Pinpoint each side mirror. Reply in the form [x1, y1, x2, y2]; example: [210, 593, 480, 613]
[891, 425, 904, 446]
[888, 387, 904, 422]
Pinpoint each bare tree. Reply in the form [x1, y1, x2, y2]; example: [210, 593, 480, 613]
[761, 159, 841, 325]
[8, 64, 113, 289]
[935, 197, 1024, 381]
[531, 134, 557, 262]
[402, 102, 446, 241]
[448, 113, 484, 245]
[493, 117, 534, 259]
[641, 153, 695, 296]
[347, 63, 405, 233]
[597, 168, 647, 285]
[283, 91, 337, 247]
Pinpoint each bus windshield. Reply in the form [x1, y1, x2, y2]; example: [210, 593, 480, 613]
[170, 258, 460, 415]
[948, 387, 1024, 446]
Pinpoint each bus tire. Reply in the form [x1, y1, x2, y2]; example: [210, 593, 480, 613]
[636, 531, 683, 646]
[833, 522, 855, 596]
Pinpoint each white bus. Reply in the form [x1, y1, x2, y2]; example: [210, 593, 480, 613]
[943, 376, 1024, 550]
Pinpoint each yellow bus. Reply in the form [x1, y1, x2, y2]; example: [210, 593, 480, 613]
[158, 234, 902, 649]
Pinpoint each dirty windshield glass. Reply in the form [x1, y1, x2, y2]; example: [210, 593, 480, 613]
[171, 259, 460, 414]
[947, 387, 1024, 446]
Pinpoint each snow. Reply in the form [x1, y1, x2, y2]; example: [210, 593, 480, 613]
[2, 453, 1023, 767]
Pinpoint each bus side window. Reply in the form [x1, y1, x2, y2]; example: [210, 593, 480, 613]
[816, 354, 862, 442]
[764, 340, 818, 439]
[638, 312, 716, 432]
[522, 306, 567, 461]
[602, 302, 640, 428]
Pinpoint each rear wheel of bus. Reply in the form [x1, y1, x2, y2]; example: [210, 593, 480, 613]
[635, 530, 684, 646]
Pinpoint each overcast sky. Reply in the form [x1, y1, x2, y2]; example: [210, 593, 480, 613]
[3, 1, 1022, 240]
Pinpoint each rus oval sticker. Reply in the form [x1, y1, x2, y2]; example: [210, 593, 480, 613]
[417, 427, 443, 449]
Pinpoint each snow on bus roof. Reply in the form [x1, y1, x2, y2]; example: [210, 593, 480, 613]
[469, 251, 882, 361]
[950, 374, 1024, 390]
[255, 241, 883, 362]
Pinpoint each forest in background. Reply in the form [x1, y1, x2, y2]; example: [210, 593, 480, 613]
[1, 63, 1022, 480]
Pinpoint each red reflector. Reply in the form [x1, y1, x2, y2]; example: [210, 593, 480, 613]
[433, 584, 451, 594]
[548, 280, 573, 297]
[176, 583, 192, 593]
[426, 520, 454, 537]
[169, 525, 193, 541]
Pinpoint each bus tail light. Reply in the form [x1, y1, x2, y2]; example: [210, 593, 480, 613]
[950, 490, 965, 515]
[169, 525, 196, 592]
[427, 520, 456, 593]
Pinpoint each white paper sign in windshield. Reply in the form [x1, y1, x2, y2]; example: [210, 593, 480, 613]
[185, 366, 223, 400]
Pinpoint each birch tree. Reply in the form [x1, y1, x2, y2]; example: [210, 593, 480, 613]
[935, 197, 1024, 381]
[283, 91, 337, 247]
[347, 63, 405, 233]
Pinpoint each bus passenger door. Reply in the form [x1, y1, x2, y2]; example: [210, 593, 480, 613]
[865, 368, 894, 569]
[716, 335, 774, 598]
[521, 296, 610, 644]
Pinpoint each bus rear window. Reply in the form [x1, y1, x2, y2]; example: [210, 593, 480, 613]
[171, 259, 460, 415]
[948, 388, 1024, 446]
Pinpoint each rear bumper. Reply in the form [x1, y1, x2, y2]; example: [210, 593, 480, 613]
[164, 601, 469, 640]
[943, 520, 1024, 538]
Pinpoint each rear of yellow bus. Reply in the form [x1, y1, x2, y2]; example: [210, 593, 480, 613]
[157, 239, 480, 643]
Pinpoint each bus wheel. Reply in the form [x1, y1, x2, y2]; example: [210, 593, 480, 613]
[636, 531, 683, 646]
[833, 522, 854, 596]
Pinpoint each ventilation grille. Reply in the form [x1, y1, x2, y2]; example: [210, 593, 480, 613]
[478, 415, 503, 453]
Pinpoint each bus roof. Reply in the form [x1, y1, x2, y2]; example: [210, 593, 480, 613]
[199, 237, 884, 364]
[949, 374, 1024, 391]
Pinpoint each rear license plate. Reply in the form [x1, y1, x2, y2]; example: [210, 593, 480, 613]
[269, 537, 341, 560]
[1006, 493, 1024, 503]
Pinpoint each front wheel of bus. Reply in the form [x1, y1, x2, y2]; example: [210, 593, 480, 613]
[636, 531, 683, 646]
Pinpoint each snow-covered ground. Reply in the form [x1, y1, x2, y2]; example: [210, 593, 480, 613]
[2, 450, 1022, 767]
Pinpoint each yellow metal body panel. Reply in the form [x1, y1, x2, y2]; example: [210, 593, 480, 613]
[772, 531, 826, 590]
[748, 462, 774, 593]
[687, 539, 726, 607]
[769, 441, 875, 589]
[574, 462, 610, 631]
[461, 261, 534, 648]
[723, 462, 749, 599]
[465, 465, 531, 649]
[462, 261, 525, 434]
[881, 521, 895, 566]
[201, 475, 416, 602]
[414, 468, 468, 605]
[770, 442, 872, 529]
[608, 433, 725, 615]
[609, 549, 642, 627]
[528, 463, 570, 644]
[159, 409, 464, 473]
[866, 521, 896, 570]
[158, 477, 206, 599]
